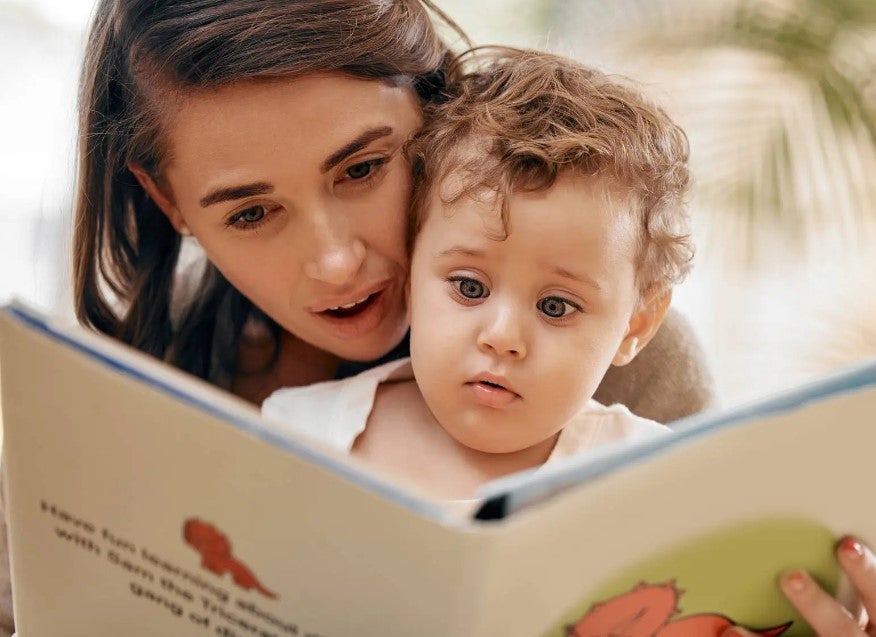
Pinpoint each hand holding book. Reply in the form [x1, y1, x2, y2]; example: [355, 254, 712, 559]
[741, 537, 874, 637]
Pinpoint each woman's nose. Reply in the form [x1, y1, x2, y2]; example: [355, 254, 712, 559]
[303, 214, 366, 286]
[477, 306, 527, 360]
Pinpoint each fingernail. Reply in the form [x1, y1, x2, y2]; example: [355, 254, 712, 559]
[781, 570, 808, 593]
[837, 535, 865, 560]
[722, 629, 746, 637]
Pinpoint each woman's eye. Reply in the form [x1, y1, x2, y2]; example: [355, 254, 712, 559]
[238, 206, 265, 224]
[226, 204, 276, 230]
[344, 158, 385, 181]
[538, 296, 580, 318]
[451, 277, 488, 299]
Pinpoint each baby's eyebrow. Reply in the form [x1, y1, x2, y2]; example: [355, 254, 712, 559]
[321, 125, 394, 173]
[553, 266, 603, 292]
[436, 246, 485, 259]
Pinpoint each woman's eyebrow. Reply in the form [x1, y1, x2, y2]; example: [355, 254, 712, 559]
[321, 126, 394, 173]
[200, 182, 274, 207]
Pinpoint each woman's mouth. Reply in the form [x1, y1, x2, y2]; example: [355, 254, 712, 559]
[311, 282, 398, 340]
[323, 292, 378, 318]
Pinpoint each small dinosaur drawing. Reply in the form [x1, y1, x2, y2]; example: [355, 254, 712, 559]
[183, 518, 277, 599]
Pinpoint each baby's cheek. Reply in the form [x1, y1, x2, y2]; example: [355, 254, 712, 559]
[540, 373, 591, 425]
[410, 334, 452, 394]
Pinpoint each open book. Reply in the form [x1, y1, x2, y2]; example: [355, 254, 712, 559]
[0, 300, 872, 637]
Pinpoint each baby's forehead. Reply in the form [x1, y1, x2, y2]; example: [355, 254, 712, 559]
[431, 140, 490, 195]
[430, 171, 638, 243]
[432, 162, 634, 218]
[421, 182, 642, 299]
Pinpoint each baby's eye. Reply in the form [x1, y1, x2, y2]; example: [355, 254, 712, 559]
[451, 277, 489, 299]
[538, 296, 580, 318]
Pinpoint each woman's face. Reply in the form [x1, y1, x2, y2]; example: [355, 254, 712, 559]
[148, 74, 420, 361]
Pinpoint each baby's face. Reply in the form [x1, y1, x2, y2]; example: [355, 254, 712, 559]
[408, 171, 643, 454]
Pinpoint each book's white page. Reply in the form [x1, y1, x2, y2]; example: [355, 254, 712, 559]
[4, 299, 874, 636]
[0, 301, 502, 637]
[2, 301, 453, 522]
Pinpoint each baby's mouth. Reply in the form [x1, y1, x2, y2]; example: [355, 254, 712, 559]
[473, 380, 519, 398]
[466, 373, 521, 398]
[466, 376, 522, 408]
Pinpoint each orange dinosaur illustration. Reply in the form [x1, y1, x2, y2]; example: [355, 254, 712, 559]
[183, 518, 277, 599]
[567, 581, 791, 637]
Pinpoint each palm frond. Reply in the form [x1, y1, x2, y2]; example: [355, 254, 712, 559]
[550, 0, 876, 267]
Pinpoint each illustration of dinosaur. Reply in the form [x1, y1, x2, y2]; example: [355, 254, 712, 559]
[567, 581, 792, 637]
[183, 518, 277, 599]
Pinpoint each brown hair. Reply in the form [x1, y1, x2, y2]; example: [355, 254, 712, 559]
[408, 47, 693, 294]
[73, 0, 466, 386]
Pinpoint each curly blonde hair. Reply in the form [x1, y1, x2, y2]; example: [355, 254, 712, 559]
[408, 47, 694, 294]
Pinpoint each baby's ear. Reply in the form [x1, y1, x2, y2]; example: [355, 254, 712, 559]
[612, 288, 672, 366]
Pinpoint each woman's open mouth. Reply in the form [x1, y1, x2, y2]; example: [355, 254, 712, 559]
[322, 292, 379, 318]
[312, 282, 396, 340]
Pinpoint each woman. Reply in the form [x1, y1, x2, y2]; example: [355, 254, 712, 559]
[0, 0, 871, 635]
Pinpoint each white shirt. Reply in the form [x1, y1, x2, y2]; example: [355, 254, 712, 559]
[262, 358, 668, 464]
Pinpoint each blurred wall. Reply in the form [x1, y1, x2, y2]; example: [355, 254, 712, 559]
[0, 2, 84, 314]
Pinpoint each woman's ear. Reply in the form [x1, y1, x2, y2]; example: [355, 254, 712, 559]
[612, 288, 673, 366]
[127, 162, 191, 236]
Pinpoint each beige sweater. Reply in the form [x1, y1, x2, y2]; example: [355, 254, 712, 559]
[594, 308, 717, 423]
[0, 307, 714, 635]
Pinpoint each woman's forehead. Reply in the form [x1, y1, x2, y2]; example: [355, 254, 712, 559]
[162, 73, 421, 179]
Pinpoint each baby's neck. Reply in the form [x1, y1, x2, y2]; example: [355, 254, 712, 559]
[352, 379, 559, 500]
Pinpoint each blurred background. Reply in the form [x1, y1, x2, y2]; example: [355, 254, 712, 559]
[1, 0, 874, 409]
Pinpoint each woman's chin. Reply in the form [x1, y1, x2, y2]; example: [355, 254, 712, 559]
[320, 317, 409, 363]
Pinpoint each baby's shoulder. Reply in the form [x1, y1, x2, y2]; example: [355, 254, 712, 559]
[549, 401, 669, 462]
[369, 376, 430, 429]
[571, 399, 669, 441]
[354, 377, 435, 466]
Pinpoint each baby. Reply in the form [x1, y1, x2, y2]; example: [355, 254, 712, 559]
[263, 48, 693, 502]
